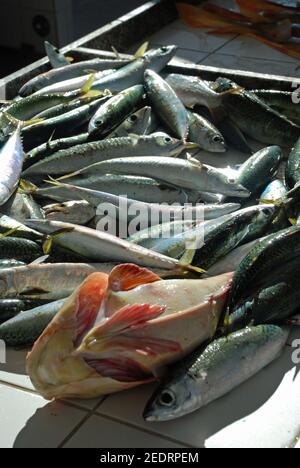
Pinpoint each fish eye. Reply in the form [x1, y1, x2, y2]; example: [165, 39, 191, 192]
[95, 119, 103, 127]
[228, 178, 236, 184]
[164, 137, 172, 144]
[158, 390, 176, 407]
[129, 114, 138, 122]
[160, 46, 168, 53]
[212, 135, 223, 143]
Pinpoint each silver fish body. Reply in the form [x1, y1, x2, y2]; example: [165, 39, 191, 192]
[144, 69, 188, 140]
[0, 126, 24, 207]
[71, 156, 250, 198]
[187, 111, 226, 153]
[144, 325, 289, 421]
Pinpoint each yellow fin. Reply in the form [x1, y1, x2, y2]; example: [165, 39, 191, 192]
[42, 227, 75, 254]
[65, 56, 74, 63]
[81, 73, 96, 94]
[19, 179, 38, 194]
[134, 41, 149, 58]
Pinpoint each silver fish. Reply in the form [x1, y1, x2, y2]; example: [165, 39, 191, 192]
[187, 111, 226, 153]
[66, 156, 250, 198]
[144, 325, 289, 421]
[144, 69, 188, 141]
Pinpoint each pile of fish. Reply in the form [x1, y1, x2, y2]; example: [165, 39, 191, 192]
[0, 41, 300, 421]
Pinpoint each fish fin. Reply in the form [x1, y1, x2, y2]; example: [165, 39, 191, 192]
[179, 248, 196, 267]
[80, 73, 96, 94]
[95, 303, 166, 336]
[76, 272, 109, 344]
[134, 41, 149, 58]
[19, 179, 38, 194]
[85, 356, 153, 383]
[29, 255, 49, 265]
[23, 118, 45, 127]
[186, 154, 203, 168]
[109, 264, 161, 292]
[65, 56, 74, 63]
[42, 227, 75, 254]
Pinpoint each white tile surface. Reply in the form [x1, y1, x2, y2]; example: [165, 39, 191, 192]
[219, 34, 300, 64]
[0, 383, 87, 448]
[97, 345, 299, 448]
[0, 347, 34, 391]
[150, 23, 234, 54]
[64, 414, 185, 448]
[200, 53, 300, 77]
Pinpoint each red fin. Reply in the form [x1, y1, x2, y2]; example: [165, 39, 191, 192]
[100, 334, 182, 357]
[75, 273, 108, 345]
[85, 357, 154, 383]
[109, 264, 161, 292]
[99, 303, 166, 336]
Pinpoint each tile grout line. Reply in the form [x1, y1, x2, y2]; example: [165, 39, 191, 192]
[94, 412, 195, 448]
[58, 411, 93, 448]
[201, 34, 240, 62]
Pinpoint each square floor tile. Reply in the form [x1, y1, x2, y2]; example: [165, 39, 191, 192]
[64, 414, 184, 448]
[219, 34, 300, 64]
[150, 24, 234, 54]
[0, 383, 87, 448]
[97, 346, 300, 448]
[200, 53, 300, 78]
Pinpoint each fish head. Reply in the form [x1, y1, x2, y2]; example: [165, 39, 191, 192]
[151, 133, 185, 156]
[254, 204, 277, 227]
[19, 77, 42, 97]
[88, 109, 110, 137]
[143, 371, 200, 422]
[207, 131, 227, 153]
[206, 166, 250, 199]
[145, 45, 178, 71]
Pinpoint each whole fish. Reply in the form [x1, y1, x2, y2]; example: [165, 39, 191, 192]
[236, 146, 283, 196]
[286, 137, 300, 189]
[144, 70, 188, 141]
[217, 78, 300, 147]
[0, 298, 66, 346]
[0, 263, 97, 300]
[4, 93, 77, 121]
[25, 219, 197, 271]
[49, 183, 240, 228]
[88, 85, 145, 137]
[23, 134, 184, 177]
[22, 97, 109, 150]
[67, 156, 250, 198]
[143, 325, 289, 421]
[91, 46, 177, 93]
[26, 264, 232, 399]
[196, 205, 276, 270]
[19, 58, 127, 96]
[0, 126, 24, 207]
[227, 225, 300, 312]
[44, 201, 95, 225]
[107, 106, 151, 138]
[45, 41, 70, 68]
[187, 111, 226, 153]
[37, 175, 200, 205]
